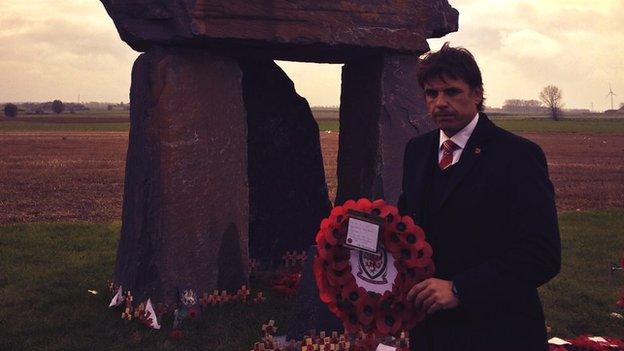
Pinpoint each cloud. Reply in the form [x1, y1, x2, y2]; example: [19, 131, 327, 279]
[501, 30, 561, 59]
[429, 0, 624, 110]
[0, 0, 138, 102]
[0, 0, 622, 110]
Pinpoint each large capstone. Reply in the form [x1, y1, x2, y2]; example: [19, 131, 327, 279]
[100, 0, 458, 61]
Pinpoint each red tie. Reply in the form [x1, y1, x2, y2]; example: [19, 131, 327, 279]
[439, 140, 459, 170]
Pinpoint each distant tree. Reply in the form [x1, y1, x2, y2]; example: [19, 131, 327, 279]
[4, 103, 18, 118]
[107, 104, 113, 111]
[51, 99, 65, 114]
[539, 85, 563, 121]
[502, 99, 544, 114]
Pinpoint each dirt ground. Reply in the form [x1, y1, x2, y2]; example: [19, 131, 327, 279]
[0, 131, 622, 224]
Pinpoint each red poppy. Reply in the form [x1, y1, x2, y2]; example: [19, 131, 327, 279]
[169, 329, 184, 341]
[370, 199, 387, 217]
[342, 199, 357, 211]
[356, 292, 378, 326]
[404, 242, 433, 268]
[617, 290, 624, 308]
[342, 283, 366, 308]
[343, 311, 361, 334]
[317, 274, 339, 304]
[399, 226, 425, 247]
[325, 225, 346, 246]
[314, 198, 434, 336]
[399, 264, 435, 294]
[375, 306, 403, 336]
[322, 245, 350, 268]
[390, 216, 415, 234]
[329, 206, 348, 229]
[187, 307, 199, 319]
[327, 266, 354, 287]
[317, 236, 338, 260]
[379, 205, 400, 226]
[382, 230, 404, 254]
[355, 198, 373, 212]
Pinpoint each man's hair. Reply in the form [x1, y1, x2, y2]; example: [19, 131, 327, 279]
[417, 42, 485, 111]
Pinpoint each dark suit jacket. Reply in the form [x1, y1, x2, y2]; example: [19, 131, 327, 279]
[398, 114, 561, 351]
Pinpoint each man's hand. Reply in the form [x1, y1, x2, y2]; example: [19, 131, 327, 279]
[406, 278, 460, 314]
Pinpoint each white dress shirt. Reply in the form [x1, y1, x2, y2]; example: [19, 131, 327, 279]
[438, 113, 479, 166]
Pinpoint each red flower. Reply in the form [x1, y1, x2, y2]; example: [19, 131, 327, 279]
[617, 290, 624, 309]
[329, 206, 348, 229]
[379, 205, 400, 227]
[169, 329, 184, 341]
[356, 292, 379, 326]
[327, 266, 354, 287]
[314, 198, 434, 337]
[375, 306, 403, 336]
[383, 229, 404, 254]
[403, 242, 433, 268]
[342, 283, 366, 308]
[342, 199, 357, 211]
[355, 198, 373, 212]
[399, 225, 425, 247]
[370, 199, 387, 217]
[399, 264, 435, 294]
[187, 307, 199, 319]
[324, 225, 346, 246]
[343, 311, 361, 334]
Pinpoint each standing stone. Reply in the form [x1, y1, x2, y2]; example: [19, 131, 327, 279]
[114, 47, 249, 304]
[336, 54, 436, 205]
[285, 245, 343, 340]
[240, 59, 332, 268]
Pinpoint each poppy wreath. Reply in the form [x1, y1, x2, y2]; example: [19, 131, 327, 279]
[313, 198, 435, 336]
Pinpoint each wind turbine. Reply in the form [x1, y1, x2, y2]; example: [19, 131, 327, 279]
[606, 84, 616, 110]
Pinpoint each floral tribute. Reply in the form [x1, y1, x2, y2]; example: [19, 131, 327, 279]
[107, 282, 264, 331]
[250, 321, 411, 351]
[313, 198, 434, 336]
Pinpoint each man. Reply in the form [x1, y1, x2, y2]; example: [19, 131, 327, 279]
[399, 43, 561, 351]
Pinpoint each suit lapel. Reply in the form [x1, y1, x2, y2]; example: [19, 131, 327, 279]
[432, 113, 495, 213]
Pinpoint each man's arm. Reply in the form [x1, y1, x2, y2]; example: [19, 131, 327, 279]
[452, 140, 561, 313]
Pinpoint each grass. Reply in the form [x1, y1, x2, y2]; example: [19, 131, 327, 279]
[0, 222, 293, 351]
[3, 110, 624, 134]
[492, 118, 624, 134]
[539, 210, 624, 338]
[1, 211, 623, 349]
[0, 121, 130, 132]
[316, 118, 624, 134]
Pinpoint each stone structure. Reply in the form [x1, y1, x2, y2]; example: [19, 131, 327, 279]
[102, 0, 458, 306]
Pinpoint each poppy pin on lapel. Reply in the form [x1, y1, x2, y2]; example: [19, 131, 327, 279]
[474, 147, 481, 155]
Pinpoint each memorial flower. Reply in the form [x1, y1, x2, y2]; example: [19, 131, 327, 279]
[314, 198, 435, 336]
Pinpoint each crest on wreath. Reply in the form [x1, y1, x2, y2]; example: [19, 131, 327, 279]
[356, 249, 388, 285]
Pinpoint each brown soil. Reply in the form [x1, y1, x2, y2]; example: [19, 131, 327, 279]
[0, 131, 622, 224]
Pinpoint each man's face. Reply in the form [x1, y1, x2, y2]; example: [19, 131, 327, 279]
[423, 75, 483, 137]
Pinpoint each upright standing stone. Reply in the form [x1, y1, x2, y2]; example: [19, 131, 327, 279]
[115, 47, 249, 304]
[241, 60, 332, 268]
[336, 54, 436, 205]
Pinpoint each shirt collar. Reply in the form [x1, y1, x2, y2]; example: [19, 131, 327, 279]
[439, 113, 480, 150]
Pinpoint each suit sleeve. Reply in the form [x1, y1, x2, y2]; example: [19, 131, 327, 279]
[452, 141, 561, 313]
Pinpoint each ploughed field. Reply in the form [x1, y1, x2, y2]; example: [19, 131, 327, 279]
[0, 130, 622, 224]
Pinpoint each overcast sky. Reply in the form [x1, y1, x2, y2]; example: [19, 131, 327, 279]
[0, 0, 622, 110]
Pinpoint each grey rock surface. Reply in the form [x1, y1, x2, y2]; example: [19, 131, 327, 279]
[100, 0, 458, 62]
